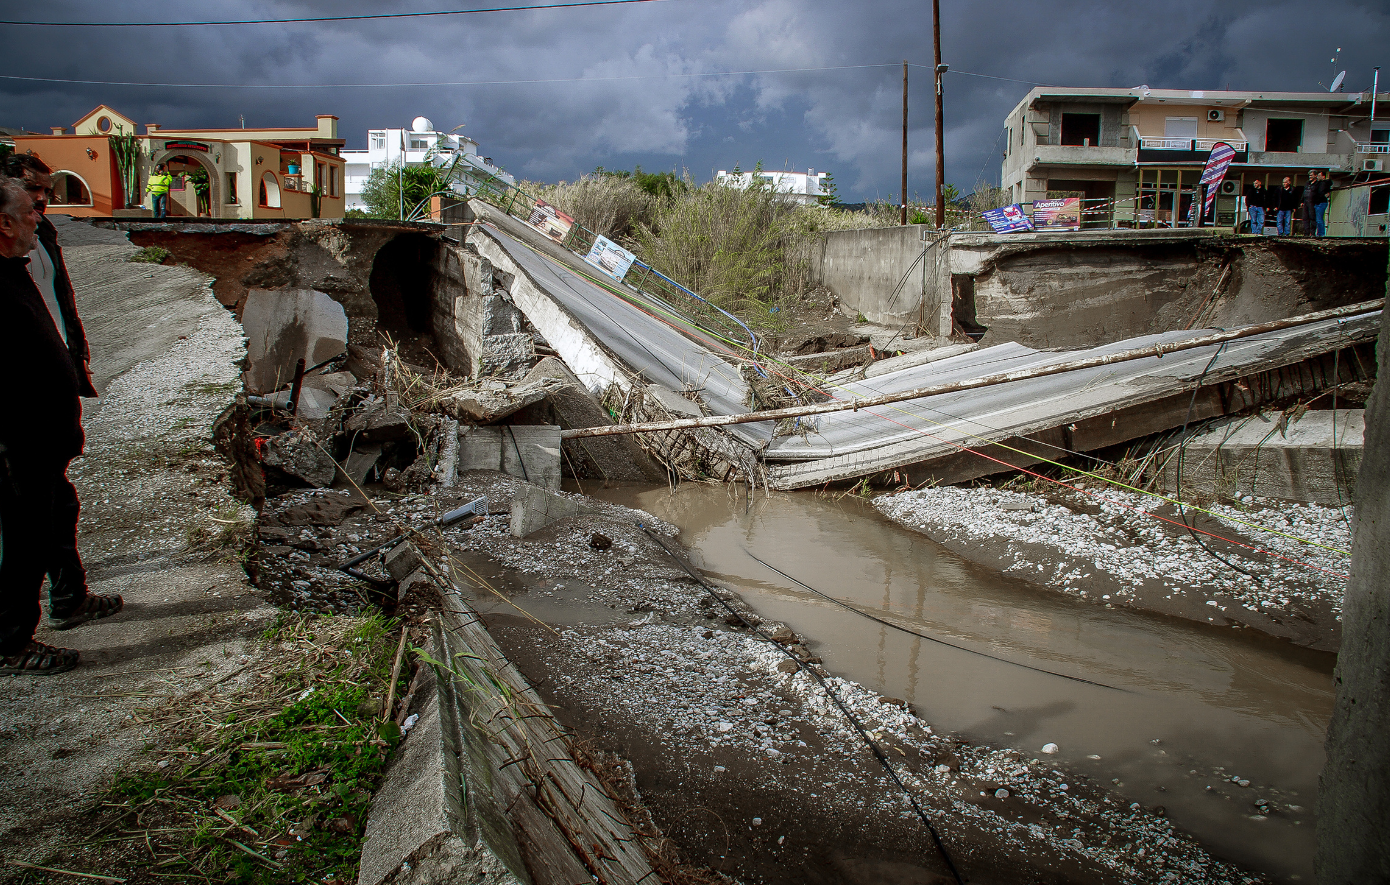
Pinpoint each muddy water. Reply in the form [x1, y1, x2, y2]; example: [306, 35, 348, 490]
[579, 482, 1334, 884]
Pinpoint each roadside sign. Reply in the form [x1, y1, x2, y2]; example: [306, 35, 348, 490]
[982, 204, 1034, 233]
[583, 235, 637, 282]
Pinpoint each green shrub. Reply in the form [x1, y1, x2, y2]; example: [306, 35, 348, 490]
[129, 245, 171, 264]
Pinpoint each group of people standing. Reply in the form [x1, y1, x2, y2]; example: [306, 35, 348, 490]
[1243, 171, 1331, 237]
[0, 154, 123, 675]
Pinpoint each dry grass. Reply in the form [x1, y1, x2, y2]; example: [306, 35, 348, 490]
[520, 174, 657, 242]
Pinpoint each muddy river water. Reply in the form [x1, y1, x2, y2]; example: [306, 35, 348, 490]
[578, 481, 1334, 884]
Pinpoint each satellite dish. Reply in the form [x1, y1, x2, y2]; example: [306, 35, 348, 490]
[1330, 71, 1346, 92]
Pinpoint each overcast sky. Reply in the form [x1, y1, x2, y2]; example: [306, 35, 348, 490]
[2, 0, 1386, 201]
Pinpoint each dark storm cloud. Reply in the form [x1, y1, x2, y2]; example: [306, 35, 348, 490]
[1, 0, 1385, 200]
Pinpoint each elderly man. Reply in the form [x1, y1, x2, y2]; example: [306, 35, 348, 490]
[3, 154, 122, 637]
[0, 176, 102, 674]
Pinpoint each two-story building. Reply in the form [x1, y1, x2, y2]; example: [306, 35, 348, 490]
[1000, 86, 1389, 228]
[12, 105, 348, 220]
[341, 116, 515, 215]
[715, 168, 829, 205]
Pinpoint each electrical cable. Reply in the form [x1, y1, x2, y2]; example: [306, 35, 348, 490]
[0, 0, 668, 27]
[743, 549, 1124, 691]
[640, 526, 965, 885]
[1172, 342, 1262, 581]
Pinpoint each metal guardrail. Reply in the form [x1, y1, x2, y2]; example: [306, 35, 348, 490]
[1139, 137, 1248, 151]
[1357, 143, 1390, 154]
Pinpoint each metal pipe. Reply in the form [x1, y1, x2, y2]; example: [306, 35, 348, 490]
[287, 358, 306, 417]
[933, 0, 945, 229]
[560, 300, 1383, 440]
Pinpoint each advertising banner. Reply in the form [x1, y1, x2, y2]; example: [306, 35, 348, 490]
[982, 204, 1034, 234]
[526, 199, 575, 243]
[1188, 142, 1236, 225]
[583, 235, 637, 282]
[1033, 197, 1082, 231]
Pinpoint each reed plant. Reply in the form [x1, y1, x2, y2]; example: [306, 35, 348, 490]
[520, 174, 656, 242]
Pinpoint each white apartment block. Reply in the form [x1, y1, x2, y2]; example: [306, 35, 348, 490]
[715, 167, 828, 204]
[342, 116, 516, 213]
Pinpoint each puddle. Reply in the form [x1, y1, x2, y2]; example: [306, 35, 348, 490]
[577, 481, 1333, 883]
[447, 549, 627, 627]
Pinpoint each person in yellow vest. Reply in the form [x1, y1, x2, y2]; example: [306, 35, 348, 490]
[146, 163, 171, 218]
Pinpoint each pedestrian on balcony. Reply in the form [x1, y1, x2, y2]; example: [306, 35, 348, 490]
[1274, 176, 1301, 236]
[1309, 170, 1331, 237]
[1243, 177, 1269, 234]
[146, 163, 171, 218]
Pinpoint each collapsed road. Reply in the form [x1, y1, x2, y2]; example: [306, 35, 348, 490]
[4, 210, 1378, 885]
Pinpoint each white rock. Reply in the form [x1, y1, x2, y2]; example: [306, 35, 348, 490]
[1041, 743, 1060, 755]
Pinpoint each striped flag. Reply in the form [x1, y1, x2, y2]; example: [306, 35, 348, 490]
[1188, 142, 1237, 225]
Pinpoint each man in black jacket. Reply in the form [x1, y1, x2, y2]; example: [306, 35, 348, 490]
[0, 177, 87, 674]
[1243, 177, 1269, 233]
[1274, 176, 1302, 236]
[3, 154, 122, 636]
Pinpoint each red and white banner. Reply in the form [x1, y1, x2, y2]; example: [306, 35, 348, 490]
[1188, 142, 1237, 224]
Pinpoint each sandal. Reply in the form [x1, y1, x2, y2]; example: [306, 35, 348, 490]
[1, 640, 79, 675]
[48, 593, 124, 631]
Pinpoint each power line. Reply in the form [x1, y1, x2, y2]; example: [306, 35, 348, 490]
[0, 0, 666, 28]
[0, 63, 900, 90]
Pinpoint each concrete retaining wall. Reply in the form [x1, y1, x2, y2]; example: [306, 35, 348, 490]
[811, 227, 1388, 349]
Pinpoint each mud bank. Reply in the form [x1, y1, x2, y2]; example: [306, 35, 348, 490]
[874, 484, 1349, 652]
[276, 471, 1276, 885]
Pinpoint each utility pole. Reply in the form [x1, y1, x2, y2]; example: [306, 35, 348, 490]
[399, 128, 405, 221]
[933, 0, 945, 228]
[901, 61, 909, 226]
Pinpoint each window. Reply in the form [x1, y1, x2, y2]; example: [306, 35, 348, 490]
[1164, 117, 1199, 139]
[370, 131, 386, 150]
[1266, 119, 1303, 153]
[259, 171, 281, 209]
[1372, 128, 1390, 145]
[1060, 113, 1101, 146]
[1371, 185, 1390, 217]
[96, 116, 112, 133]
[226, 172, 238, 204]
[329, 166, 338, 197]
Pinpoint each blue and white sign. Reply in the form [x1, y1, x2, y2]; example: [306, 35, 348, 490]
[982, 204, 1035, 234]
[583, 235, 637, 282]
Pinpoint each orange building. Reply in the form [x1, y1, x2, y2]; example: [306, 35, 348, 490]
[12, 105, 347, 220]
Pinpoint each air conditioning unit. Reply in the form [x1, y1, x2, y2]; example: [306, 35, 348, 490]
[1365, 159, 1384, 172]
[1220, 180, 1239, 195]
[1208, 109, 1225, 122]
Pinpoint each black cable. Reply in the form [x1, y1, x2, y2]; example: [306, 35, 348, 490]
[1173, 341, 1262, 581]
[641, 527, 965, 885]
[744, 550, 1124, 692]
[505, 425, 531, 483]
[0, 0, 664, 27]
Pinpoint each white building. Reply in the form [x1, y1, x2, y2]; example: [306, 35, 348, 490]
[342, 116, 516, 213]
[715, 167, 829, 204]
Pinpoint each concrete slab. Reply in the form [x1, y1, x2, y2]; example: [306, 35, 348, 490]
[241, 287, 348, 394]
[1161, 409, 1363, 505]
[509, 484, 595, 537]
[459, 425, 562, 490]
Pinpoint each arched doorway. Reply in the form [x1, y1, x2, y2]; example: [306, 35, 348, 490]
[150, 149, 220, 217]
[49, 171, 94, 210]
[259, 171, 281, 210]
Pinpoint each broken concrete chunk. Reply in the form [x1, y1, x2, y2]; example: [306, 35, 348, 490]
[261, 430, 337, 487]
[646, 384, 705, 419]
[440, 376, 564, 424]
[510, 484, 595, 538]
[241, 288, 348, 394]
[384, 542, 425, 583]
[459, 425, 562, 490]
[302, 370, 358, 398]
[341, 443, 384, 486]
[344, 400, 414, 442]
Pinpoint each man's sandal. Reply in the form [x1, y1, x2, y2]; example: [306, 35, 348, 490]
[48, 593, 124, 631]
[1, 641, 79, 676]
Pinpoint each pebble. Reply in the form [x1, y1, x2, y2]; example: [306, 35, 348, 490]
[1041, 743, 1059, 755]
[994, 788, 1010, 799]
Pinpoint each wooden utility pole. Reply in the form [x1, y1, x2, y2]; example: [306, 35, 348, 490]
[933, 0, 945, 228]
[901, 61, 909, 225]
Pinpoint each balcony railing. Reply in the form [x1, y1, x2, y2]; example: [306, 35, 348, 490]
[1140, 136, 1248, 151]
[1357, 143, 1390, 154]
